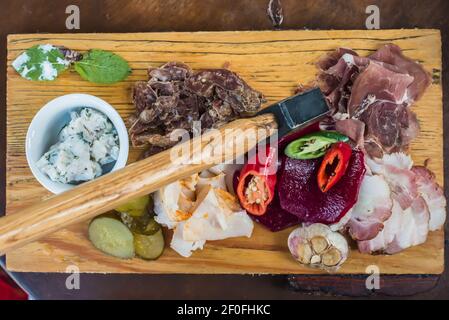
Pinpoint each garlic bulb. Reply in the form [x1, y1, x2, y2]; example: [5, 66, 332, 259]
[288, 223, 349, 272]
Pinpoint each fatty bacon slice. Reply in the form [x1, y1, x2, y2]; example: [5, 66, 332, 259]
[367, 152, 418, 209]
[358, 197, 429, 254]
[412, 166, 446, 231]
[356, 153, 445, 254]
[346, 174, 393, 241]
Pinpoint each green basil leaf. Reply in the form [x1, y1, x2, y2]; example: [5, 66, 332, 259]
[74, 49, 131, 84]
[12, 44, 70, 81]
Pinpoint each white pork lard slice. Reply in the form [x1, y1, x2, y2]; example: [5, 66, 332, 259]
[182, 185, 253, 242]
[156, 175, 253, 258]
[197, 170, 227, 194]
[347, 174, 393, 241]
[207, 163, 243, 195]
[171, 222, 206, 258]
[154, 175, 197, 229]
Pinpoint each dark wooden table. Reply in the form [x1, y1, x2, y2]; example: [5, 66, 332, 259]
[1, 0, 448, 299]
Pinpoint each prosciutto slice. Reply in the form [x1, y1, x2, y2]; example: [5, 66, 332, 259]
[313, 44, 429, 157]
[361, 101, 419, 158]
[335, 119, 365, 147]
[317, 48, 358, 71]
[369, 44, 432, 102]
[317, 50, 367, 114]
[347, 61, 414, 117]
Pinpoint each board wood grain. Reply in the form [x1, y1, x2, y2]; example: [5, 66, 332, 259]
[5, 30, 444, 274]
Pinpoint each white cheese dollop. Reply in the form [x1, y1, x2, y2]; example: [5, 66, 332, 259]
[39, 59, 58, 81]
[37, 108, 119, 184]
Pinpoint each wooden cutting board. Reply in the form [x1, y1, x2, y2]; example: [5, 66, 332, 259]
[5, 30, 443, 274]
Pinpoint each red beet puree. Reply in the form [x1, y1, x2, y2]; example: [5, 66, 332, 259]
[278, 150, 365, 224]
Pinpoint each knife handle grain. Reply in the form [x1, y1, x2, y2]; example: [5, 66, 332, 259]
[0, 114, 277, 255]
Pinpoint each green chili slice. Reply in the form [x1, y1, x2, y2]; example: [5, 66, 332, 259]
[284, 131, 349, 160]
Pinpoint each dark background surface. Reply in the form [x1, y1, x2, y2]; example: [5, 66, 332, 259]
[0, 0, 448, 299]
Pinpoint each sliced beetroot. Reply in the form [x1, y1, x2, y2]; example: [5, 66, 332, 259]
[278, 150, 365, 224]
[250, 194, 302, 232]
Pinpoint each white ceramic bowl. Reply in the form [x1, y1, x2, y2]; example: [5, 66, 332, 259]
[26, 93, 129, 194]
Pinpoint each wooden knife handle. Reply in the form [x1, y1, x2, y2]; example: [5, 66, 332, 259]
[0, 114, 277, 255]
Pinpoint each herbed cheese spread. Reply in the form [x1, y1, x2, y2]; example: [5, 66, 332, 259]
[37, 108, 119, 184]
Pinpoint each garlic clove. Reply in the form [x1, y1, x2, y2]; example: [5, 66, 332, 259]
[310, 236, 328, 254]
[310, 254, 321, 264]
[321, 247, 343, 267]
[296, 242, 313, 264]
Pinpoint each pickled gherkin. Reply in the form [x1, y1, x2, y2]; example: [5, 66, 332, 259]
[120, 212, 160, 235]
[88, 216, 135, 259]
[115, 195, 151, 217]
[133, 229, 165, 260]
[89, 194, 165, 261]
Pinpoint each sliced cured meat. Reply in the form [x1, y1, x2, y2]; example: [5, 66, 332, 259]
[317, 48, 358, 71]
[335, 119, 365, 147]
[186, 69, 264, 115]
[317, 52, 368, 114]
[367, 153, 418, 209]
[186, 69, 243, 97]
[278, 150, 365, 224]
[369, 44, 432, 102]
[347, 61, 414, 117]
[412, 166, 446, 231]
[347, 174, 392, 241]
[358, 197, 430, 254]
[313, 45, 429, 157]
[358, 201, 402, 254]
[361, 101, 420, 157]
[129, 62, 265, 153]
[148, 61, 192, 82]
[356, 153, 440, 254]
[357, 200, 403, 254]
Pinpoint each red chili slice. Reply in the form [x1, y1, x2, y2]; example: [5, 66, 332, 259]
[317, 142, 352, 192]
[236, 145, 277, 216]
